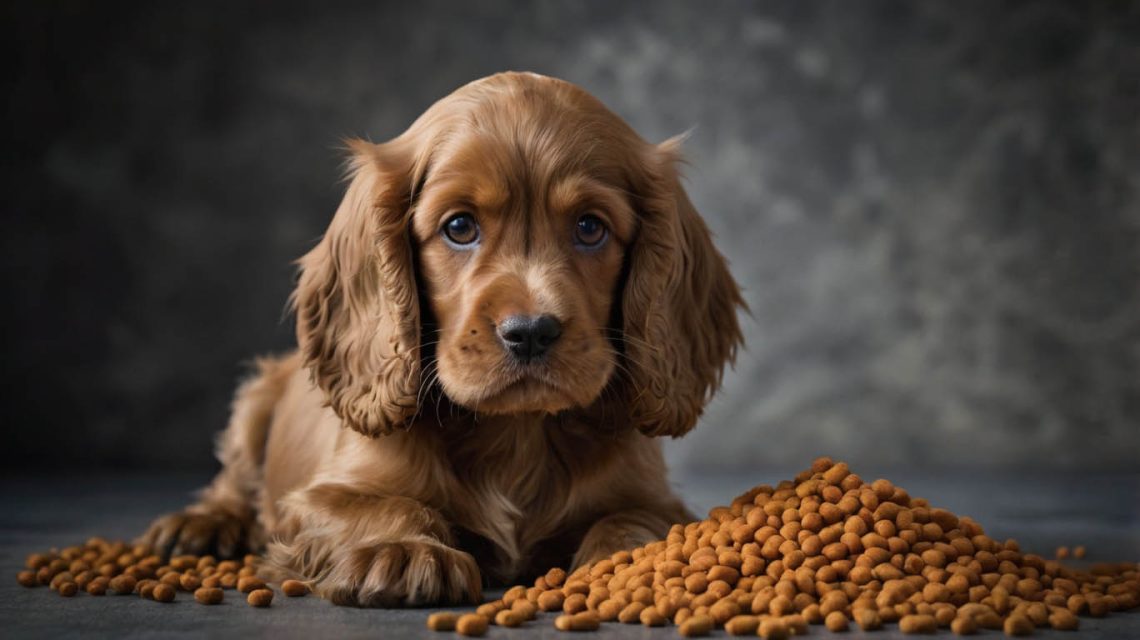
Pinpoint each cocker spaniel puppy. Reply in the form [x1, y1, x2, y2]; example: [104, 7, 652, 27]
[142, 72, 744, 607]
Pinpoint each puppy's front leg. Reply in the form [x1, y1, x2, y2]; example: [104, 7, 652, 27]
[572, 502, 693, 569]
[266, 484, 480, 606]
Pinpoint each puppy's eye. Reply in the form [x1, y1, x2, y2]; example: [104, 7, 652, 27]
[442, 213, 479, 247]
[574, 214, 607, 248]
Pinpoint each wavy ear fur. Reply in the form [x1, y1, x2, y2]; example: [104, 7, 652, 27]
[292, 139, 422, 437]
[622, 137, 745, 438]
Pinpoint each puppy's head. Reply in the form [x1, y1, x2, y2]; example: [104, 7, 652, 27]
[294, 72, 743, 437]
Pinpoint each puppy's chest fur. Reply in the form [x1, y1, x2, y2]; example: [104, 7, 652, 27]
[439, 414, 612, 582]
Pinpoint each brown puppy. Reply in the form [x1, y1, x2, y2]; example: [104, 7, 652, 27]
[141, 72, 744, 607]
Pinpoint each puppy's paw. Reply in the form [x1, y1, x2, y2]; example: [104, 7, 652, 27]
[311, 540, 481, 607]
[139, 510, 248, 559]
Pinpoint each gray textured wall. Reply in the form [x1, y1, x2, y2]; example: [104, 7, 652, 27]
[3, 1, 1137, 471]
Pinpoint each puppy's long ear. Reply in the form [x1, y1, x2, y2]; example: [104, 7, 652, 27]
[622, 137, 745, 438]
[292, 139, 421, 437]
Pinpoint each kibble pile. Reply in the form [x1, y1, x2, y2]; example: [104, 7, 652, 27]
[431, 458, 1139, 637]
[14, 458, 1139, 638]
[16, 540, 309, 607]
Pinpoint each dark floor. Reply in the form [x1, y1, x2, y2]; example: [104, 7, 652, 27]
[1, 469, 1137, 638]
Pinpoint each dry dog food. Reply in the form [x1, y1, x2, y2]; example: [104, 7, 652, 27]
[14, 458, 1139, 637]
[456, 613, 489, 636]
[282, 579, 309, 597]
[16, 538, 305, 607]
[428, 458, 1138, 636]
[247, 588, 274, 607]
[427, 612, 462, 630]
[194, 586, 224, 604]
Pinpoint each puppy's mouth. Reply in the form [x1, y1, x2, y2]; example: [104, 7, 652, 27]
[481, 365, 570, 403]
[474, 365, 575, 412]
[435, 336, 616, 416]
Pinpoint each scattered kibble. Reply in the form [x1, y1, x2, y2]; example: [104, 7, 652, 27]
[426, 612, 461, 631]
[495, 609, 525, 627]
[824, 610, 849, 632]
[950, 615, 977, 635]
[553, 611, 599, 631]
[86, 577, 108, 596]
[195, 586, 224, 605]
[677, 614, 713, 636]
[138, 579, 158, 599]
[247, 588, 273, 607]
[15, 458, 1140, 639]
[152, 583, 176, 603]
[237, 575, 266, 593]
[759, 617, 790, 639]
[456, 613, 489, 636]
[899, 613, 936, 634]
[109, 575, 136, 595]
[282, 579, 309, 597]
[1003, 613, 1034, 636]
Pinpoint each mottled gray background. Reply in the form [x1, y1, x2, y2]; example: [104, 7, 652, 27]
[3, 0, 1138, 473]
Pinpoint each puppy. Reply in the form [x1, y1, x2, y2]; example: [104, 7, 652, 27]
[142, 72, 744, 607]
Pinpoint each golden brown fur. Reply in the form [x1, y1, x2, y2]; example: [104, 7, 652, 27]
[141, 72, 744, 607]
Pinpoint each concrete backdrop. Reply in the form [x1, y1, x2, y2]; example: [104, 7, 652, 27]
[3, 0, 1138, 472]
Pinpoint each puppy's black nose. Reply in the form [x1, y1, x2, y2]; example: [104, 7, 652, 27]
[497, 314, 562, 361]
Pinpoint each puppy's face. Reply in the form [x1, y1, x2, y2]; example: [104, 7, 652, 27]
[412, 125, 636, 415]
[295, 73, 743, 438]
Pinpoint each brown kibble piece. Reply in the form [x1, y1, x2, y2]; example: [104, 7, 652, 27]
[951, 616, 978, 635]
[824, 610, 849, 631]
[1003, 614, 1034, 636]
[426, 612, 461, 631]
[247, 588, 273, 607]
[138, 579, 158, 599]
[724, 614, 759, 635]
[639, 606, 666, 626]
[899, 614, 937, 634]
[282, 579, 309, 597]
[179, 573, 201, 592]
[553, 611, 600, 631]
[194, 587, 224, 604]
[86, 578, 108, 596]
[1073, 545, 1086, 559]
[759, 617, 791, 639]
[237, 575, 266, 593]
[50, 572, 74, 591]
[152, 583, 176, 603]
[17, 571, 37, 588]
[58, 582, 78, 597]
[537, 589, 565, 611]
[544, 567, 567, 587]
[456, 613, 489, 636]
[475, 601, 504, 618]
[855, 608, 882, 630]
[109, 575, 136, 595]
[512, 599, 538, 620]
[678, 614, 713, 637]
[1048, 609, 1079, 631]
[494, 609, 524, 627]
